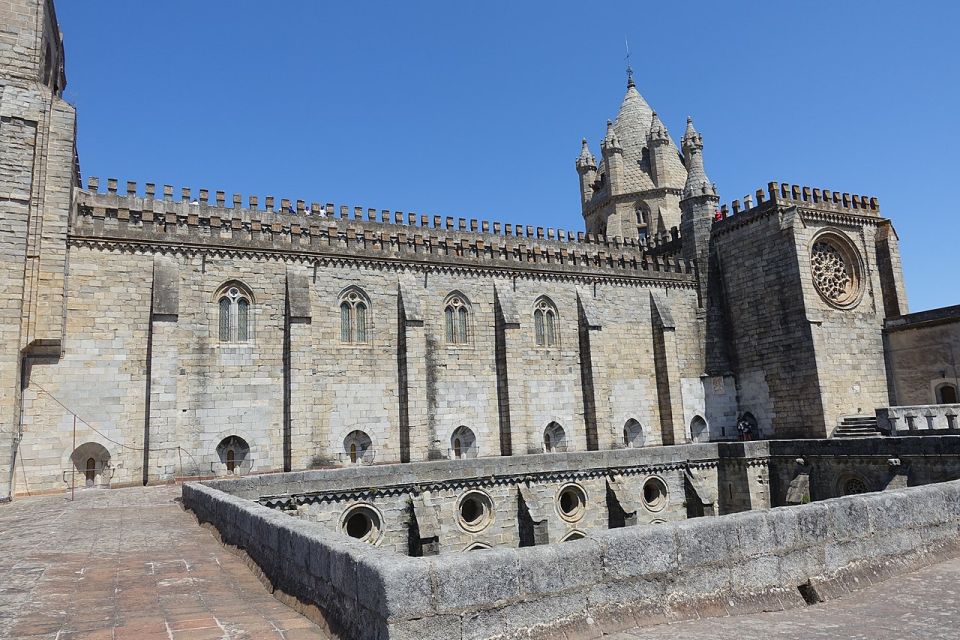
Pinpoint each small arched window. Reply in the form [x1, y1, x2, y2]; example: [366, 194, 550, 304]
[450, 425, 477, 459]
[533, 297, 559, 347]
[543, 422, 566, 453]
[85, 457, 96, 486]
[343, 430, 373, 465]
[444, 293, 471, 345]
[215, 282, 253, 343]
[216, 435, 250, 475]
[937, 383, 958, 405]
[339, 288, 370, 343]
[690, 416, 708, 443]
[623, 419, 644, 448]
[71, 442, 110, 489]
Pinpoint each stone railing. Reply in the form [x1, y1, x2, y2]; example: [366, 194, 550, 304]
[183, 472, 960, 639]
[877, 405, 960, 433]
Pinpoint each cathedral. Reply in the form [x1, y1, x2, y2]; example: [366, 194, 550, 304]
[1, 0, 956, 500]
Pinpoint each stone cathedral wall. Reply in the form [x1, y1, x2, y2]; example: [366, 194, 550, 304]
[11, 183, 730, 495]
[711, 183, 899, 439]
[0, 0, 75, 500]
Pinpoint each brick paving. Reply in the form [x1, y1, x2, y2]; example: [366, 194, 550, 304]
[2, 484, 960, 640]
[0, 484, 327, 640]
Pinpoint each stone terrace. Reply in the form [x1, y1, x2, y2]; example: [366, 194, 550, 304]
[0, 485, 326, 640]
[2, 483, 960, 640]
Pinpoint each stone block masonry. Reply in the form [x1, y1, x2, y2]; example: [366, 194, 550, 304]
[0, 0, 923, 503]
[0, 0, 76, 500]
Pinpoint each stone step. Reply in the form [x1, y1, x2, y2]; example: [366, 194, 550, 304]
[833, 417, 883, 438]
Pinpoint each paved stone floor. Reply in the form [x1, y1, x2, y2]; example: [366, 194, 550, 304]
[0, 484, 326, 639]
[609, 556, 960, 640]
[2, 484, 959, 640]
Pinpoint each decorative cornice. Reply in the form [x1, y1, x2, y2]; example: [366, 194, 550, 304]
[67, 235, 698, 289]
[257, 459, 721, 508]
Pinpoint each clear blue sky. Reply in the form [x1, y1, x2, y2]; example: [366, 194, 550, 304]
[57, 1, 959, 312]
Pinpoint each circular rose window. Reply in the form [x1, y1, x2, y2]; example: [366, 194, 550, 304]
[810, 234, 863, 309]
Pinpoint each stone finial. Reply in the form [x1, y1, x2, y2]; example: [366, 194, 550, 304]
[681, 116, 715, 200]
[648, 111, 668, 144]
[576, 138, 597, 171]
[600, 119, 622, 155]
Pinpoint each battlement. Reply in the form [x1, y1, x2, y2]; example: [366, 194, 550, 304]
[713, 181, 881, 226]
[81, 177, 686, 253]
[72, 178, 698, 282]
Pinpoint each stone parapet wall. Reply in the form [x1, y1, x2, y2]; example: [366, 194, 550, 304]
[72, 188, 696, 283]
[878, 405, 960, 433]
[183, 471, 960, 640]
[208, 442, 724, 500]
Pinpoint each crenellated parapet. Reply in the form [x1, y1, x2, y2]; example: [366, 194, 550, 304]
[712, 181, 883, 235]
[72, 178, 697, 283]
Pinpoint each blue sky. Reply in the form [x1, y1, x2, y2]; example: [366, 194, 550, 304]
[57, 1, 959, 312]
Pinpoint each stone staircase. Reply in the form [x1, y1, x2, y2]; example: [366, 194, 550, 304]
[832, 415, 884, 438]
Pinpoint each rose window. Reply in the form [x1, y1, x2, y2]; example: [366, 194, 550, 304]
[810, 235, 862, 308]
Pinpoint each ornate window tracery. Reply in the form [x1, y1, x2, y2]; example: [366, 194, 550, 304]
[216, 282, 253, 343]
[339, 288, 369, 343]
[534, 297, 559, 347]
[444, 293, 470, 345]
[810, 233, 863, 309]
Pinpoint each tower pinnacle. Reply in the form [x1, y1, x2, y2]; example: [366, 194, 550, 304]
[576, 138, 597, 171]
[682, 116, 716, 199]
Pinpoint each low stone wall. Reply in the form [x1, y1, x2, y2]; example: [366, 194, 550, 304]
[878, 404, 960, 433]
[183, 476, 960, 640]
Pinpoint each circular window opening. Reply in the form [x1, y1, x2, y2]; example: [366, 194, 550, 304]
[642, 477, 668, 512]
[556, 484, 587, 522]
[457, 491, 494, 533]
[346, 512, 371, 538]
[810, 233, 863, 309]
[339, 504, 382, 545]
[842, 477, 870, 496]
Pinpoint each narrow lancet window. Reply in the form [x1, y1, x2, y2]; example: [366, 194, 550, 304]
[338, 288, 370, 343]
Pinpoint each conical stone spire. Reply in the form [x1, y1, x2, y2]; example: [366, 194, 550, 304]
[576, 138, 596, 171]
[682, 116, 715, 198]
[601, 119, 622, 154]
[648, 111, 668, 144]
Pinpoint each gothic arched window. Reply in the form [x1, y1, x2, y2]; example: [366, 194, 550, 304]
[444, 293, 471, 345]
[533, 297, 559, 347]
[339, 287, 370, 343]
[215, 282, 254, 343]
